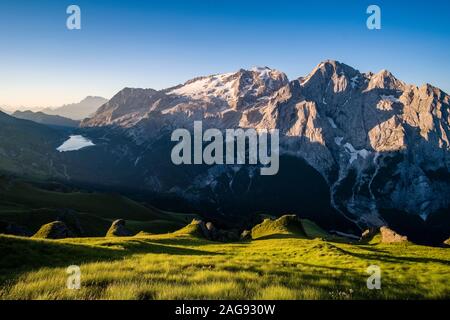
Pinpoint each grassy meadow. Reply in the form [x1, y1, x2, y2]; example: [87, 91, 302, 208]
[0, 227, 449, 300]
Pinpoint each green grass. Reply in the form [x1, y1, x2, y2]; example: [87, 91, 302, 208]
[301, 219, 330, 238]
[251, 215, 307, 239]
[173, 219, 205, 237]
[0, 178, 199, 236]
[0, 230, 448, 300]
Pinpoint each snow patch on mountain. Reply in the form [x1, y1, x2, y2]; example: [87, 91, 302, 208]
[169, 73, 236, 101]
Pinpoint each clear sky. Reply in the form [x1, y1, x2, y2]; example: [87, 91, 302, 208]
[1, 0, 449, 109]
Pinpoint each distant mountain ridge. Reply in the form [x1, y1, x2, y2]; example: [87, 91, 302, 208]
[12, 110, 80, 128]
[42, 96, 108, 120]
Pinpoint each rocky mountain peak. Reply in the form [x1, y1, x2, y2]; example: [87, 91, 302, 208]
[303, 60, 359, 80]
[366, 69, 406, 91]
[298, 60, 362, 101]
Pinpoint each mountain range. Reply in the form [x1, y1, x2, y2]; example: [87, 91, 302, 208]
[1, 60, 449, 244]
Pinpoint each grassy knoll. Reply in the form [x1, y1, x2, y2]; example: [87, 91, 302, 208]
[0, 229, 449, 300]
[250, 215, 307, 240]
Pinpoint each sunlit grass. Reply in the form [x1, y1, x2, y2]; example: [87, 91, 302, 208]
[0, 232, 449, 300]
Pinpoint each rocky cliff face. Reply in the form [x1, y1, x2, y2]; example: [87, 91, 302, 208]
[82, 61, 450, 231]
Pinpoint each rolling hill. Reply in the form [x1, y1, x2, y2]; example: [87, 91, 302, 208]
[0, 177, 199, 236]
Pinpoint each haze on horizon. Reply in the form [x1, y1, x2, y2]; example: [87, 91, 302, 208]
[1, 0, 449, 110]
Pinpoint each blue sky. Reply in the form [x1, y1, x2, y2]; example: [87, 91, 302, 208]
[1, 0, 449, 108]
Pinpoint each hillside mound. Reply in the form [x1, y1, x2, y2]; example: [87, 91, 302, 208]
[251, 215, 307, 240]
[106, 219, 133, 237]
[32, 221, 74, 239]
[174, 219, 239, 242]
[174, 219, 204, 237]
